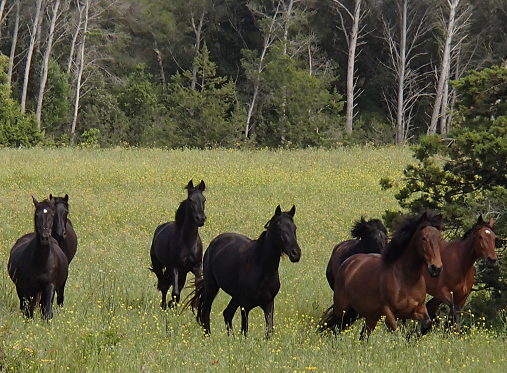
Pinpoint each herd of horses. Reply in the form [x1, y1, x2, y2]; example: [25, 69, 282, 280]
[6, 180, 498, 340]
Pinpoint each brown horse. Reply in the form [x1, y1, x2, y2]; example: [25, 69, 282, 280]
[421, 215, 497, 334]
[319, 211, 443, 339]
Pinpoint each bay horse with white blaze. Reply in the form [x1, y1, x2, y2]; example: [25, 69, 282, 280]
[150, 180, 206, 309]
[190, 205, 301, 337]
[422, 215, 497, 334]
[8, 197, 69, 319]
[319, 211, 443, 339]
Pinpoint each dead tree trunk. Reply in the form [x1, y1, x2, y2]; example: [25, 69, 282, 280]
[20, 0, 44, 113]
[7, 0, 20, 87]
[70, 0, 89, 145]
[36, 0, 61, 128]
[428, 0, 459, 134]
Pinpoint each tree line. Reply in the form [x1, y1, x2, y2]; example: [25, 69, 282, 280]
[0, 0, 506, 148]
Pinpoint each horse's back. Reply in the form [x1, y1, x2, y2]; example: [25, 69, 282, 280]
[150, 222, 175, 260]
[204, 233, 251, 291]
[326, 239, 356, 290]
[64, 219, 78, 263]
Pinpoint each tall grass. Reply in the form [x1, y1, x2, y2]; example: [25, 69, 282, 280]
[0, 147, 505, 372]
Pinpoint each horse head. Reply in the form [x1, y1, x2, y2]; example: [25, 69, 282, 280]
[50, 194, 69, 240]
[33, 196, 56, 245]
[416, 212, 443, 277]
[473, 215, 497, 268]
[185, 179, 207, 227]
[269, 205, 301, 262]
[352, 217, 389, 253]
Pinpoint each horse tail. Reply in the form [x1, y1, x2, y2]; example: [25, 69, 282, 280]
[317, 305, 341, 333]
[181, 277, 205, 323]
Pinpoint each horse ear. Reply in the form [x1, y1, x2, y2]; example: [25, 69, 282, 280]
[64, 194, 69, 201]
[288, 205, 296, 218]
[489, 217, 494, 228]
[477, 214, 484, 224]
[418, 211, 428, 223]
[32, 196, 39, 206]
[274, 205, 282, 216]
[198, 180, 205, 191]
[186, 180, 194, 190]
[49, 194, 54, 201]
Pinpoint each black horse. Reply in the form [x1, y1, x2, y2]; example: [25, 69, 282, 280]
[8, 197, 69, 319]
[320, 217, 388, 332]
[50, 194, 78, 265]
[150, 180, 206, 309]
[191, 205, 301, 337]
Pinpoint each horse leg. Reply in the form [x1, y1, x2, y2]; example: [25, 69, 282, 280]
[169, 268, 186, 308]
[421, 297, 441, 334]
[450, 302, 463, 332]
[262, 301, 274, 338]
[40, 284, 56, 320]
[342, 308, 359, 329]
[150, 252, 169, 309]
[360, 318, 378, 341]
[56, 278, 67, 307]
[240, 308, 250, 336]
[223, 298, 240, 334]
[200, 278, 220, 335]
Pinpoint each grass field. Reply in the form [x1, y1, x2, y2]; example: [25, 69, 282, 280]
[0, 147, 505, 372]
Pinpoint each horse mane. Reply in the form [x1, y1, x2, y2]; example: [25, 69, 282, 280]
[462, 218, 493, 240]
[350, 217, 387, 239]
[174, 199, 188, 227]
[382, 211, 442, 264]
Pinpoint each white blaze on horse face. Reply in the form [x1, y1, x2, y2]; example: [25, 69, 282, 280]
[43, 209, 48, 214]
[485, 229, 491, 234]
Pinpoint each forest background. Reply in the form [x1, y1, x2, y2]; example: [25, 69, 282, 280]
[0, 0, 506, 148]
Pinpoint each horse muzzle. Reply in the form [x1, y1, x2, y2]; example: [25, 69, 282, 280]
[288, 248, 301, 262]
[428, 263, 443, 277]
[485, 257, 497, 268]
[195, 215, 206, 227]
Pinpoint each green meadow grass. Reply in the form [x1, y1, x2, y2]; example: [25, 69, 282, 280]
[0, 147, 505, 372]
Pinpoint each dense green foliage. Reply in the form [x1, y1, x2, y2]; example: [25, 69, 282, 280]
[1, 0, 506, 148]
[0, 147, 506, 372]
[383, 66, 507, 320]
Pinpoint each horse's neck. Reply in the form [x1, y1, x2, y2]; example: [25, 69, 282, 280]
[453, 237, 479, 275]
[396, 247, 425, 284]
[251, 233, 281, 272]
[32, 234, 52, 262]
[179, 213, 199, 244]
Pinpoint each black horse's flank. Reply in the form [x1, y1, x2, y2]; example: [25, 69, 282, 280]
[50, 194, 78, 265]
[190, 205, 301, 337]
[8, 197, 69, 319]
[325, 217, 388, 290]
[320, 217, 388, 332]
[150, 180, 206, 309]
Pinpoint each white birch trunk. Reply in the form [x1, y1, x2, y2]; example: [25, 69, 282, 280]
[67, 1, 84, 74]
[36, 0, 61, 128]
[20, 0, 44, 113]
[190, 11, 205, 91]
[429, 0, 459, 134]
[70, 0, 89, 145]
[344, 0, 361, 134]
[395, 0, 408, 144]
[7, 0, 20, 87]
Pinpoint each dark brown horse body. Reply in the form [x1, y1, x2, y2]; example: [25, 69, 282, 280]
[422, 215, 497, 333]
[51, 194, 78, 265]
[192, 205, 301, 336]
[326, 217, 388, 290]
[323, 217, 388, 329]
[150, 180, 206, 309]
[320, 212, 443, 339]
[8, 197, 69, 319]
